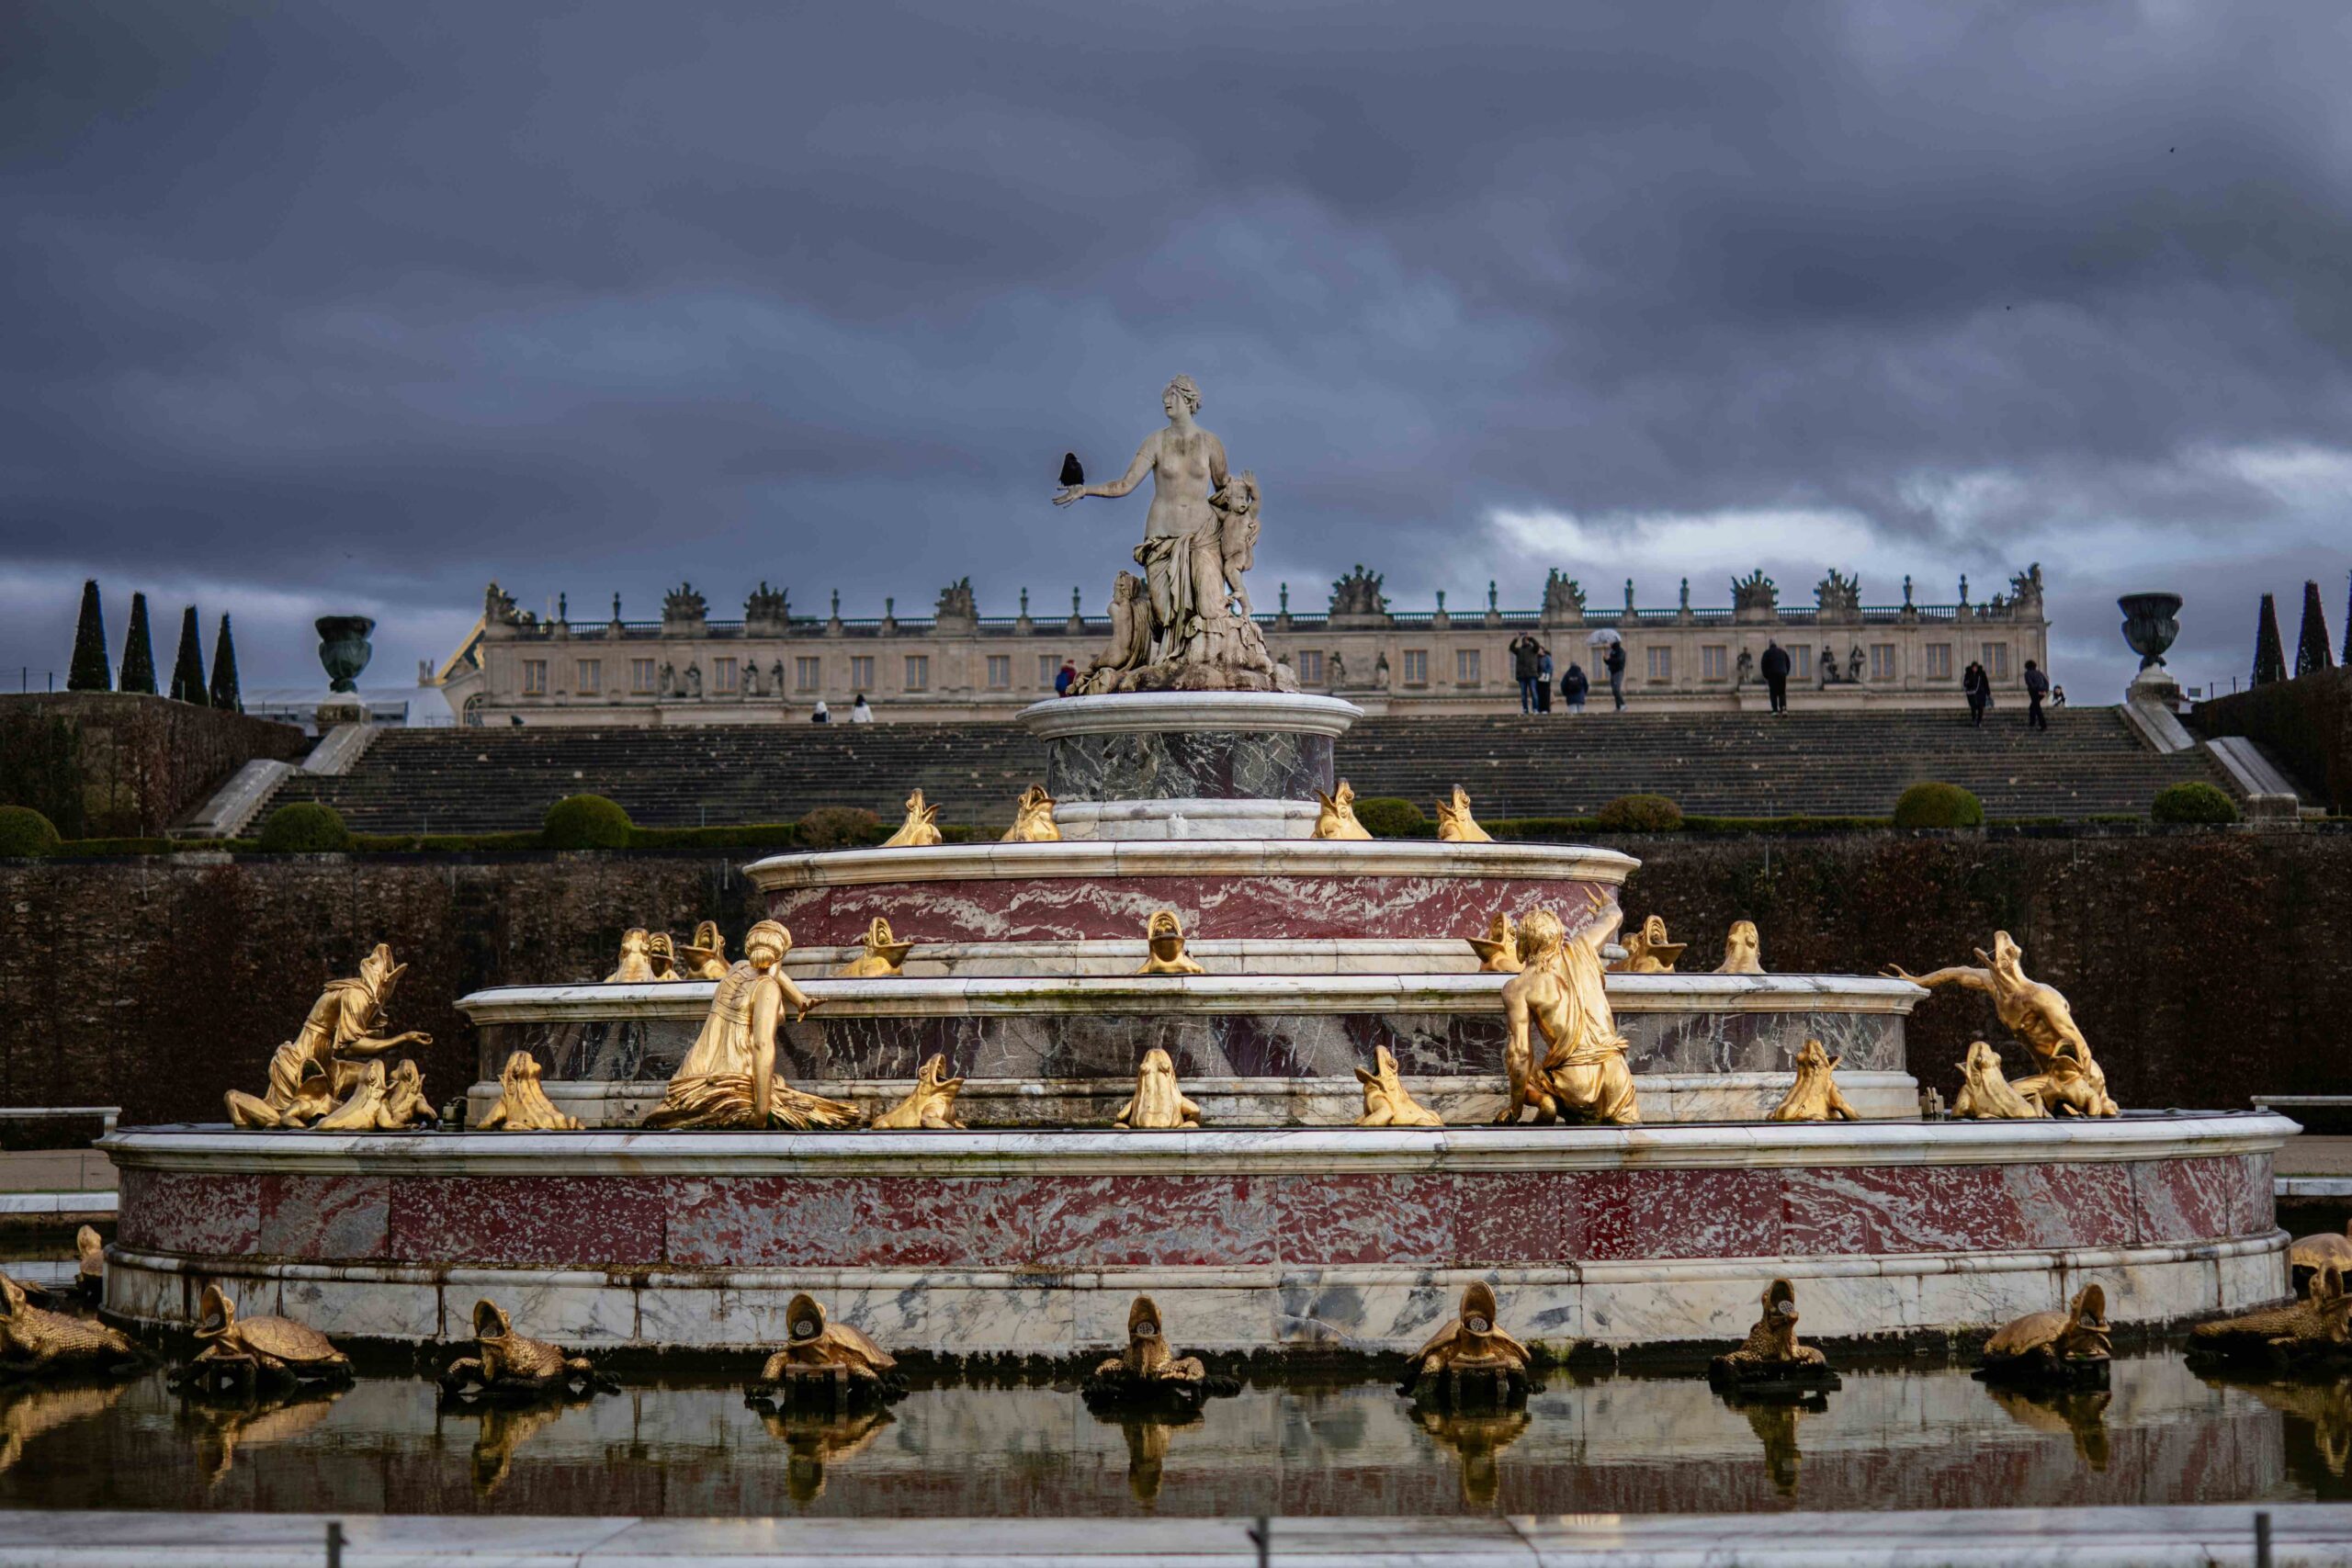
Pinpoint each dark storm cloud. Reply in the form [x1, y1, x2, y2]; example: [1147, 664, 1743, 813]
[3, 0, 2347, 694]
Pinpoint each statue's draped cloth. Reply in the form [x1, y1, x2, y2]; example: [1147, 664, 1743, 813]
[1543, 924, 1639, 1123]
[642, 961, 857, 1131]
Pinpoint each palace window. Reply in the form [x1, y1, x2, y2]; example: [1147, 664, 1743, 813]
[1296, 649, 1323, 684]
[796, 657, 821, 692]
[1981, 643, 2011, 681]
[1645, 646, 1672, 682]
[522, 659, 548, 696]
[987, 655, 1011, 689]
[1455, 649, 1481, 684]
[1870, 644, 1896, 682]
[850, 656, 875, 692]
[1793, 646, 1813, 680]
[630, 658, 656, 694]
[904, 655, 929, 693]
[1926, 643, 1952, 680]
[1401, 649, 1430, 686]
[714, 657, 739, 694]
[576, 660, 601, 696]
[1037, 654, 1058, 686]
[1701, 645, 1727, 681]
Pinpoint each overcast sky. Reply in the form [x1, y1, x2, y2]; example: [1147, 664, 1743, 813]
[5, 1, 2347, 702]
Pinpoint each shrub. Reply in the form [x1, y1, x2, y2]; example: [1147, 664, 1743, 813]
[797, 805, 883, 851]
[541, 794, 633, 850]
[1352, 796, 1429, 837]
[0, 806, 62, 858]
[257, 801, 354, 852]
[1892, 782, 1984, 829]
[2151, 780, 2240, 825]
[1594, 794, 1683, 832]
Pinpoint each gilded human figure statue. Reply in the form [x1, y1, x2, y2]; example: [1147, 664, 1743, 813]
[225, 943, 434, 1129]
[1494, 897, 1640, 1125]
[1886, 931, 2117, 1117]
[642, 919, 860, 1130]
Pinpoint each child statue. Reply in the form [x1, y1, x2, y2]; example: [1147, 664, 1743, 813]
[641, 919, 859, 1130]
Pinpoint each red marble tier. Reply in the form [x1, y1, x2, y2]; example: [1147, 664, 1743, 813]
[119, 1154, 2274, 1271]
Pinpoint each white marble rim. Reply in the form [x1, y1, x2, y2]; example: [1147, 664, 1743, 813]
[1017, 690, 1363, 739]
[741, 837, 1641, 890]
[454, 971, 1928, 1022]
[99, 1111, 2296, 1178]
[469, 1070, 1923, 1100]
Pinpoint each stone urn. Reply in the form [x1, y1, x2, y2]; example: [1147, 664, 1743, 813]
[315, 615, 376, 693]
[2117, 593, 2181, 671]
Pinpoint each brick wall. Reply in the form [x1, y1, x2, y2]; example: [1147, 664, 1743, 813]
[0, 694, 307, 837]
[2, 830, 2344, 1125]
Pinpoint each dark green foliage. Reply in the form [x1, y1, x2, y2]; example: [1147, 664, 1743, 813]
[1351, 795, 1429, 837]
[0, 712, 85, 838]
[2253, 593, 2288, 686]
[67, 581, 109, 692]
[1595, 794, 1684, 831]
[542, 793, 634, 850]
[2151, 781, 2240, 825]
[0, 806, 62, 858]
[795, 805, 883, 850]
[119, 592, 157, 694]
[1892, 782, 1985, 829]
[2296, 581, 2335, 678]
[209, 615, 243, 711]
[257, 801, 354, 852]
[168, 606, 209, 705]
[2343, 573, 2350, 667]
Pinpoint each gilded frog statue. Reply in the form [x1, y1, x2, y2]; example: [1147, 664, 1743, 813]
[1114, 1047, 1202, 1129]
[0, 1272, 139, 1377]
[744, 1293, 905, 1411]
[872, 1054, 967, 1130]
[440, 1300, 616, 1399]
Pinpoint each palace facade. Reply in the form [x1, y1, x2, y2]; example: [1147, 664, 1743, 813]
[436, 566, 2052, 725]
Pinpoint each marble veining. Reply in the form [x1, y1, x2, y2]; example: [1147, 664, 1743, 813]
[1047, 728, 1335, 803]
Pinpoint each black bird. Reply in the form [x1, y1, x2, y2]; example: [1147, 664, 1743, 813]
[1058, 452, 1085, 488]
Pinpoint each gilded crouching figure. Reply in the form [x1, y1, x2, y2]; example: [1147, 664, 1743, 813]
[1975, 1284, 2112, 1388]
[171, 1285, 350, 1395]
[476, 1052, 582, 1132]
[1001, 784, 1061, 842]
[1401, 1282, 1536, 1409]
[642, 919, 860, 1131]
[605, 929, 657, 983]
[873, 1054, 967, 1130]
[1355, 1045, 1443, 1127]
[440, 1300, 616, 1401]
[1436, 785, 1493, 843]
[1709, 1279, 1840, 1393]
[1886, 931, 2118, 1116]
[880, 789, 943, 849]
[1494, 898, 1641, 1126]
[2188, 1266, 2352, 1367]
[835, 916, 917, 978]
[224, 942, 435, 1130]
[1770, 1040, 1861, 1122]
[1114, 1047, 1202, 1130]
[0, 1272, 140, 1378]
[744, 1293, 905, 1413]
[73, 1226, 103, 1304]
[1083, 1296, 1236, 1414]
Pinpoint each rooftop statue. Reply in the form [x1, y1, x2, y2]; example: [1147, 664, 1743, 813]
[1054, 376, 1291, 694]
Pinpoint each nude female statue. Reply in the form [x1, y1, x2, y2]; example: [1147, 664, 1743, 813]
[1054, 376, 1229, 659]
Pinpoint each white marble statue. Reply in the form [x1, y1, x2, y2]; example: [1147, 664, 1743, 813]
[1055, 376, 1292, 694]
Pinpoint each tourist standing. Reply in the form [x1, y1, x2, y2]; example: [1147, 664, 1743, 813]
[1759, 639, 1792, 715]
[851, 694, 873, 723]
[1604, 640, 1627, 710]
[1561, 662, 1589, 712]
[2023, 659, 2050, 731]
[1962, 661, 1989, 727]
[810, 700, 830, 725]
[1535, 646, 1555, 713]
[1510, 633, 1543, 713]
[1055, 660, 1078, 696]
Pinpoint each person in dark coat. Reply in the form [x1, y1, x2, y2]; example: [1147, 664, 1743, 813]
[1759, 640, 1792, 715]
[1962, 661, 1990, 727]
[1561, 662, 1589, 712]
[1055, 660, 1078, 696]
[2023, 659, 2050, 731]
[1604, 640, 1628, 710]
[1510, 634, 1543, 713]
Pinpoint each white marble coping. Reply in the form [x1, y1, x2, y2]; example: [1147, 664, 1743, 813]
[1017, 689, 1363, 739]
[100, 1111, 2296, 1179]
[454, 971, 1928, 1023]
[0, 1190, 116, 1215]
[743, 837, 1640, 891]
[8, 1504, 2350, 1566]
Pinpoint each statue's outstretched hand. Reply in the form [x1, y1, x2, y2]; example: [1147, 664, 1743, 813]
[1881, 964, 1919, 984]
[796, 998, 825, 1022]
[401, 1030, 435, 1047]
[1052, 486, 1087, 507]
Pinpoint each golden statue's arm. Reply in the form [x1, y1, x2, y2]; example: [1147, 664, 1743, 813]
[338, 994, 432, 1055]
[1883, 963, 1992, 994]
[1495, 983, 1535, 1124]
[773, 971, 823, 1022]
[1057, 433, 1159, 504]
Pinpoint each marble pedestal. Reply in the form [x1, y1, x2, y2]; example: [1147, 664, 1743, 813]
[1022, 693, 1361, 812]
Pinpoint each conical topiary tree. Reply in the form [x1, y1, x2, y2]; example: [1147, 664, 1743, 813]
[208, 614, 243, 712]
[2296, 580, 2335, 677]
[2344, 571, 2351, 666]
[2253, 593, 2288, 686]
[66, 580, 110, 692]
[168, 605, 209, 705]
[119, 592, 157, 694]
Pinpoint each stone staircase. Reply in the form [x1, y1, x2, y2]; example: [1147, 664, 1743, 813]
[265, 706, 2233, 834]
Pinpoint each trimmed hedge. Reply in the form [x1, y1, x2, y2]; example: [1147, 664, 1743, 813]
[0, 806, 62, 858]
[796, 806, 885, 851]
[2151, 781, 2240, 825]
[1353, 796, 1430, 838]
[1595, 794, 1683, 832]
[1893, 782, 1984, 829]
[542, 794, 634, 850]
[257, 801, 354, 852]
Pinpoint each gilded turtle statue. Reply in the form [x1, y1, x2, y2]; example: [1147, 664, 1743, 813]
[172, 1284, 351, 1393]
[1709, 1278, 1840, 1393]
[744, 1293, 904, 1411]
[1400, 1281, 1536, 1408]
[1974, 1283, 2111, 1387]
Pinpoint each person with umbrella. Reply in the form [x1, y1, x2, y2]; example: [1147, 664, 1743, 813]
[1591, 629, 1627, 711]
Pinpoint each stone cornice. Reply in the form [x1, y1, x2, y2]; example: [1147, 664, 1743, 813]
[743, 838, 1642, 891]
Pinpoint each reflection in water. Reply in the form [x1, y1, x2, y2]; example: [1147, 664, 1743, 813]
[176, 1384, 345, 1484]
[1410, 1405, 1531, 1506]
[1713, 1388, 1831, 1497]
[439, 1392, 602, 1497]
[0, 1356, 2331, 1517]
[749, 1403, 899, 1506]
[1986, 1385, 2112, 1472]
